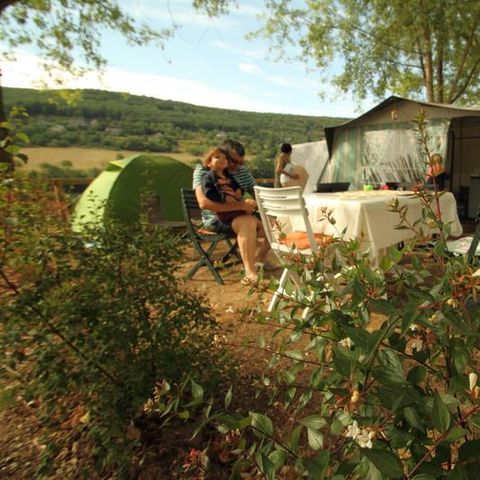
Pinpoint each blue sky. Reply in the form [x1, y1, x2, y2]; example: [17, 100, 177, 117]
[2, 0, 376, 117]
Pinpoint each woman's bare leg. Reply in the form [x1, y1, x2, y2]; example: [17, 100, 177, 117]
[232, 215, 258, 280]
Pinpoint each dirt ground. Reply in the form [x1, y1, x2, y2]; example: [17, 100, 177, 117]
[0, 245, 284, 479]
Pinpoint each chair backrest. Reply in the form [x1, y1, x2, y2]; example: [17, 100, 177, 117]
[181, 188, 203, 234]
[254, 186, 318, 254]
[467, 211, 480, 263]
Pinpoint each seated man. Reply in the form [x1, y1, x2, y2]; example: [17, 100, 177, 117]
[193, 139, 271, 283]
[193, 139, 256, 197]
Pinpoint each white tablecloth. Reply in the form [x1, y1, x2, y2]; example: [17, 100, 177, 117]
[303, 190, 463, 262]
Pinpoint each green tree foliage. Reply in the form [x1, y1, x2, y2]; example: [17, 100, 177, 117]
[0, 1, 169, 72]
[195, 0, 480, 104]
[0, 0, 171, 170]
[4, 87, 347, 159]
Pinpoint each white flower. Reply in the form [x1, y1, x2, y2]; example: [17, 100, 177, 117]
[345, 420, 361, 440]
[469, 372, 478, 391]
[339, 337, 353, 349]
[356, 430, 375, 449]
[411, 338, 423, 352]
[225, 306, 234, 313]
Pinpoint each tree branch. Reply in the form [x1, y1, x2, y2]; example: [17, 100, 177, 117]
[450, 54, 480, 103]
[447, 10, 480, 103]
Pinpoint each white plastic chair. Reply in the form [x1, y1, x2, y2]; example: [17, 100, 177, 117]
[446, 220, 480, 264]
[254, 186, 333, 314]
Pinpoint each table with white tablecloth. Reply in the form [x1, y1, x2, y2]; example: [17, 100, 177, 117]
[303, 190, 463, 263]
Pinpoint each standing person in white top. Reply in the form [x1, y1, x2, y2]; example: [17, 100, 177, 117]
[275, 143, 299, 187]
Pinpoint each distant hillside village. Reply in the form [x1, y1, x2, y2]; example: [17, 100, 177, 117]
[4, 87, 348, 167]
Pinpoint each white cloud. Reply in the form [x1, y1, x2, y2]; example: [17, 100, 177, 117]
[212, 40, 266, 59]
[238, 61, 298, 88]
[1, 51, 328, 115]
[239, 62, 261, 74]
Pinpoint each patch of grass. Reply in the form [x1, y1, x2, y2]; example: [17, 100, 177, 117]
[0, 384, 15, 411]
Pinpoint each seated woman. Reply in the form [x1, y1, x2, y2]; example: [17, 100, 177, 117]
[425, 153, 448, 190]
[196, 147, 270, 284]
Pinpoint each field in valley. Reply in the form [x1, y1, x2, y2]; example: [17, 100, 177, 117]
[18, 147, 198, 172]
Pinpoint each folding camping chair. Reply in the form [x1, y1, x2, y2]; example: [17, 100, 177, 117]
[254, 186, 333, 314]
[181, 188, 240, 285]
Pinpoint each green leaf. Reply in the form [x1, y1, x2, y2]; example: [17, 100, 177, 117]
[372, 369, 408, 386]
[404, 406, 424, 431]
[300, 415, 327, 430]
[432, 392, 450, 433]
[217, 414, 250, 432]
[224, 386, 233, 410]
[268, 449, 286, 471]
[378, 350, 403, 375]
[259, 454, 276, 480]
[16, 152, 28, 163]
[459, 440, 480, 461]
[250, 412, 273, 437]
[369, 298, 397, 316]
[445, 465, 468, 479]
[298, 390, 313, 410]
[445, 425, 467, 442]
[330, 419, 344, 435]
[333, 346, 355, 376]
[452, 347, 470, 374]
[303, 450, 330, 479]
[307, 428, 324, 450]
[191, 380, 204, 400]
[469, 413, 480, 429]
[407, 366, 426, 384]
[288, 425, 303, 454]
[16, 132, 29, 143]
[412, 475, 437, 480]
[362, 449, 404, 478]
[388, 428, 414, 449]
[285, 350, 304, 361]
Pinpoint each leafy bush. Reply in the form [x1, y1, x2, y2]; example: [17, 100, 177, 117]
[0, 172, 225, 476]
[207, 198, 480, 479]
[199, 114, 480, 479]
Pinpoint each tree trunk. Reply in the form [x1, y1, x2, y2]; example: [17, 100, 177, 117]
[0, 1, 20, 173]
[419, 1, 434, 102]
[435, 32, 444, 103]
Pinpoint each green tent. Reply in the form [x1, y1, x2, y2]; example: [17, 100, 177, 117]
[72, 154, 193, 231]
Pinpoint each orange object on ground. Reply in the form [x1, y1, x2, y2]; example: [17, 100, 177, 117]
[280, 231, 333, 250]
